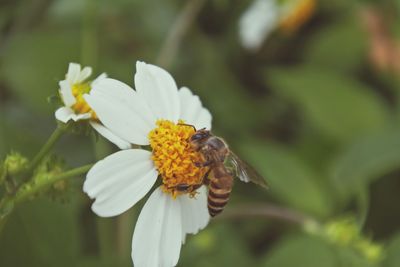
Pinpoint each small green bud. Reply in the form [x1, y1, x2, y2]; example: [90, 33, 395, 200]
[1, 152, 29, 188]
[3, 152, 28, 176]
[355, 239, 385, 263]
[324, 217, 359, 246]
[317, 216, 385, 263]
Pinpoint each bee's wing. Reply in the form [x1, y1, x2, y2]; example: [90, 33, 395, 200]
[227, 152, 269, 189]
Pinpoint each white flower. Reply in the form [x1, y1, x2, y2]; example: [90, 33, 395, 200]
[55, 63, 131, 149]
[239, 0, 280, 50]
[238, 0, 316, 50]
[83, 61, 212, 267]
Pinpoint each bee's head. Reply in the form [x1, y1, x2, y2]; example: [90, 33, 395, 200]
[189, 129, 211, 150]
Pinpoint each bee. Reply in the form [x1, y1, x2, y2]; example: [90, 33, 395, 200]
[174, 125, 268, 217]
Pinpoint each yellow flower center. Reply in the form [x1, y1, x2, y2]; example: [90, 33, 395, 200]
[71, 83, 98, 120]
[148, 120, 208, 198]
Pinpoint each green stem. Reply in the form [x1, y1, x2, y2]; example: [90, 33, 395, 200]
[25, 125, 67, 176]
[15, 164, 93, 204]
[0, 164, 93, 235]
[0, 215, 9, 234]
[81, 0, 98, 67]
[356, 186, 369, 228]
[156, 0, 206, 68]
[218, 203, 314, 225]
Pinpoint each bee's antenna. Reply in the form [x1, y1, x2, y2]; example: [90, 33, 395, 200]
[178, 123, 197, 131]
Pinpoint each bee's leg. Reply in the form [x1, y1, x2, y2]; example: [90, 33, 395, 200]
[188, 171, 210, 192]
[170, 183, 192, 192]
[194, 160, 213, 168]
[170, 183, 202, 195]
[201, 168, 211, 186]
[185, 170, 211, 198]
[188, 183, 205, 198]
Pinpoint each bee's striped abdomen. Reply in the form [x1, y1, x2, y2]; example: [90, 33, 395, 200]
[208, 187, 231, 217]
[207, 166, 233, 217]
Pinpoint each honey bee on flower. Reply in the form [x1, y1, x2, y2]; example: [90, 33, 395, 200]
[83, 61, 212, 267]
[82, 61, 266, 267]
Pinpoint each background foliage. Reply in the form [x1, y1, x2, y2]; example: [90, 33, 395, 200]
[1, 0, 400, 266]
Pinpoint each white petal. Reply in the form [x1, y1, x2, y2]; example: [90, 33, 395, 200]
[84, 89, 151, 145]
[91, 78, 155, 127]
[66, 62, 81, 84]
[55, 106, 74, 123]
[135, 61, 180, 122]
[196, 108, 212, 130]
[179, 186, 210, 244]
[83, 149, 157, 217]
[91, 73, 108, 86]
[77, 66, 93, 82]
[178, 87, 212, 130]
[90, 121, 131, 150]
[71, 112, 91, 121]
[239, 0, 280, 50]
[59, 80, 76, 106]
[132, 187, 182, 267]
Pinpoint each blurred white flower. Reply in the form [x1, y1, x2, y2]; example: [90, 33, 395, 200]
[83, 61, 212, 267]
[239, 0, 280, 50]
[55, 63, 130, 149]
[239, 0, 316, 51]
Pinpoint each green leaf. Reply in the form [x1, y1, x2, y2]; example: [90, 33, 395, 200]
[180, 224, 255, 267]
[334, 246, 379, 267]
[304, 17, 367, 72]
[239, 141, 333, 217]
[262, 233, 378, 267]
[383, 232, 400, 267]
[0, 198, 80, 267]
[267, 67, 390, 141]
[261, 234, 337, 267]
[330, 128, 400, 198]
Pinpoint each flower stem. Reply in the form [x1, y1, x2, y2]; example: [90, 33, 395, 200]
[356, 186, 370, 228]
[218, 203, 316, 226]
[15, 164, 93, 204]
[156, 0, 206, 68]
[0, 164, 93, 235]
[0, 215, 9, 234]
[81, 0, 98, 67]
[25, 124, 67, 176]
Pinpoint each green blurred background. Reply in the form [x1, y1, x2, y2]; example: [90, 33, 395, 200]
[1, 0, 400, 266]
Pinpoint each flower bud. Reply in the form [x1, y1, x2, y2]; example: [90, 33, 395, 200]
[355, 238, 384, 263]
[317, 216, 385, 263]
[324, 217, 359, 246]
[1, 152, 28, 186]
